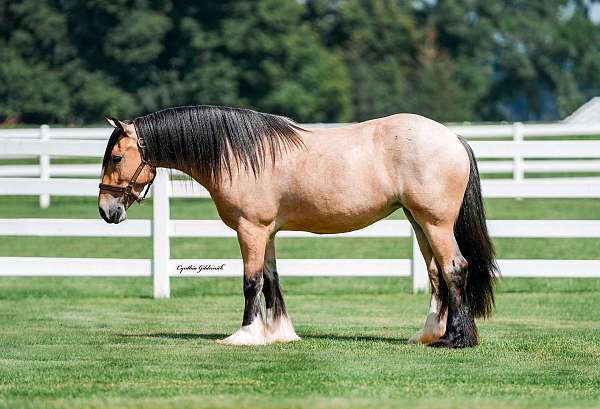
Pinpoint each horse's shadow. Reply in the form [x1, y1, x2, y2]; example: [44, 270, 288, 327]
[118, 332, 408, 344]
[303, 333, 409, 344]
[118, 332, 223, 341]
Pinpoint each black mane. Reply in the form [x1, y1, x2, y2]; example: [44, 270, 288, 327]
[131, 105, 305, 181]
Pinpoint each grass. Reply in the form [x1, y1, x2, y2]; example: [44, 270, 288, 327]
[0, 277, 599, 409]
[1, 175, 599, 408]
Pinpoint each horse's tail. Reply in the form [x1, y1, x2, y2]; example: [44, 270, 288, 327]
[455, 136, 498, 319]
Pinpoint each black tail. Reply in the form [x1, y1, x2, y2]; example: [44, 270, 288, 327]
[455, 136, 498, 319]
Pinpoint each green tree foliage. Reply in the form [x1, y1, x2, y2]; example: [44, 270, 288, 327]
[318, 0, 420, 120]
[420, 0, 600, 120]
[0, 0, 599, 124]
[219, 0, 352, 121]
[0, 48, 70, 123]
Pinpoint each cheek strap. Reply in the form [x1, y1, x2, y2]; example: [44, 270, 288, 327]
[99, 136, 155, 203]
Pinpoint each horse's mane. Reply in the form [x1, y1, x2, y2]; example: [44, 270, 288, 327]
[132, 105, 305, 181]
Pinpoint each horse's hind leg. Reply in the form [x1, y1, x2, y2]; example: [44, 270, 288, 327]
[417, 221, 478, 348]
[262, 237, 300, 343]
[404, 210, 448, 345]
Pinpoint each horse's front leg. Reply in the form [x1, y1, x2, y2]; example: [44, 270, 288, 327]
[217, 222, 270, 346]
[263, 237, 300, 343]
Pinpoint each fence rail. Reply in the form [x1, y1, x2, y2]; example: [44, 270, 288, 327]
[4, 218, 600, 238]
[1, 211, 599, 284]
[2, 122, 600, 179]
[2, 176, 600, 198]
[1, 122, 600, 297]
[2, 122, 600, 206]
[4, 159, 600, 178]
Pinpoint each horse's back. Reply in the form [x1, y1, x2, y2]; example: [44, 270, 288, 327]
[210, 112, 470, 234]
[274, 113, 469, 233]
[305, 113, 469, 194]
[308, 113, 466, 161]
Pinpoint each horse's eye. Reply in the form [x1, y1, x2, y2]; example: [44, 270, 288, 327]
[112, 156, 122, 164]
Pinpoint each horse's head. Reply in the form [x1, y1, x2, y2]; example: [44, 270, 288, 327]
[98, 116, 156, 224]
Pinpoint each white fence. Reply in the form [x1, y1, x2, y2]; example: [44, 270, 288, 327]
[3, 123, 600, 182]
[1, 123, 600, 297]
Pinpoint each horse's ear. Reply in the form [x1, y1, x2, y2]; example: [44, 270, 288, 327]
[105, 116, 123, 129]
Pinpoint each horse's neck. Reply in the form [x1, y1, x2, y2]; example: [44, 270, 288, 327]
[151, 159, 214, 194]
[155, 129, 308, 196]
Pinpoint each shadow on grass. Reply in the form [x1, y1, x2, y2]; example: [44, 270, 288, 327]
[118, 332, 409, 344]
[302, 333, 409, 344]
[118, 332, 225, 340]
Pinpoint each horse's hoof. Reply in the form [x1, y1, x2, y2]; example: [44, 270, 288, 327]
[429, 331, 478, 348]
[268, 335, 301, 344]
[216, 321, 268, 346]
[267, 323, 301, 343]
[408, 330, 424, 344]
[266, 314, 301, 343]
[408, 328, 445, 345]
[428, 337, 454, 348]
[430, 307, 479, 348]
[268, 332, 301, 344]
[429, 338, 467, 348]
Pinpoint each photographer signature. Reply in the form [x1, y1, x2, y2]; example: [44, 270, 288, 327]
[176, 264, 226, 274]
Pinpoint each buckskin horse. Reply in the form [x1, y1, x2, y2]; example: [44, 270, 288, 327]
[98, 105, 497, 348]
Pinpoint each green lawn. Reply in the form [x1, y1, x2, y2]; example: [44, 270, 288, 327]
[1, 193, 599, 408]
[0, 277, 599, 409]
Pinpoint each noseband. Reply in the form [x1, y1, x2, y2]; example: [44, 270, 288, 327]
[99, 136, 156, 204]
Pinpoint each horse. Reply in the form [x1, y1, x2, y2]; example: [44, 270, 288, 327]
[98, 105, 497, 348]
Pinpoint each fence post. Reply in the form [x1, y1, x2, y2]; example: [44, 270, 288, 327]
[39, 125, 50, 208]
[152, 169, 171, 298]
[411, 228, 429, 293]
[512, 121, 524, 183]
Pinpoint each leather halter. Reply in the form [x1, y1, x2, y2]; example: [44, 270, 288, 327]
[99, 136, 155, 204]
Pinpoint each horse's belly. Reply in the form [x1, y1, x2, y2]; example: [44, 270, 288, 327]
[274, 125, 404, 234]
[279, 196, 400, 234]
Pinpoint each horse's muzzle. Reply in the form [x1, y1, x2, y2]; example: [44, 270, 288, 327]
[99, 203, 127, 224]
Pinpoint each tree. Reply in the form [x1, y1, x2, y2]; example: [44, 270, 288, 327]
[0, 48, 70, 123]
[218, 0, 352, 122]
[1, 0, 599, 124]
[307, 0, 420, 120]
[422, 0, 600, 121]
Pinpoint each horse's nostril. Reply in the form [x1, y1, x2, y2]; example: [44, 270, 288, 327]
[99, 206, 109, 223]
